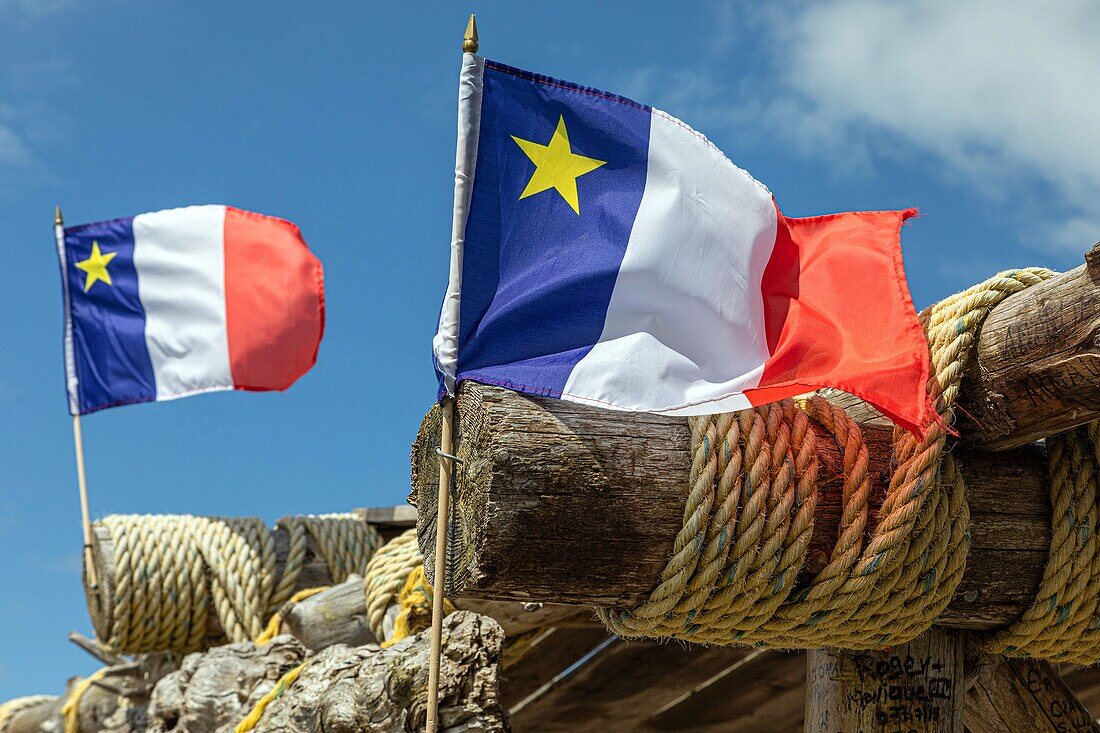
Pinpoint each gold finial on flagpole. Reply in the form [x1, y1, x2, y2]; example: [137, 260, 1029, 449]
[56, 205, 63, 226]
[463, 14, 478, 53]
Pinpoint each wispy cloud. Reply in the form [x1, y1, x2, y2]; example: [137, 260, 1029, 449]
[618, 0, 1100, 260]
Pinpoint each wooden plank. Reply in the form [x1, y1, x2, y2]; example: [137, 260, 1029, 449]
[500, 626, 612, 710]
[641, 650, 804, 732]
[966, 655, 1099, 733]
[508, 637, 754, 732]
[806, 628, 967, 733]
[410, 383, 1051, 628]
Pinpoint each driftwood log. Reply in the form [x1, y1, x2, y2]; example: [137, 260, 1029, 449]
[256, 612, 507, 732]
[411, 383, 1056, 629]
[11, 612, 507, 733]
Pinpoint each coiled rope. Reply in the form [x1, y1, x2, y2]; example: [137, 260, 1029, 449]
[987, 420, 1100, 662]
[598, 269, 1056, 650]
[96, 513, 380, 653]
[363, 528, 455, 645]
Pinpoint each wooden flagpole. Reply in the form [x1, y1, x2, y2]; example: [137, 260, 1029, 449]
[56, 205, 98, 589]
[425, 16, 478, 733]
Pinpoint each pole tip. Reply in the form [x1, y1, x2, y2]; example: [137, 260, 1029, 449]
[55, 205, 63, 226]
[463, 14, 478, 54]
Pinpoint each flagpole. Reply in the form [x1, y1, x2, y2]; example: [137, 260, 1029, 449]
[56, 205, 98, 590]
[425, 15, 478, 732]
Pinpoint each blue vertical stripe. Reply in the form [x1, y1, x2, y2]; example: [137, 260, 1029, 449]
[64, 217, 157, 413]
[451, 60, 651, 397]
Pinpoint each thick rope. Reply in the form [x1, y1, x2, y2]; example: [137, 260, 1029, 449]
[987, 421, 1100, 662]
[363, 528, 424, 641]
[0, 696, 54, 733]
[96, 513, 380, 654]
[597, 268, 1053, 650]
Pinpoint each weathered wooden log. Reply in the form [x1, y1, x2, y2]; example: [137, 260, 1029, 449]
[279, 575, 375, 651]
[958, 245, 1100, 450]
[146, 636, 307, 732]
[84, 518, 359, 649]
[411, 384, 1053, 629]
[257, 612, 507, 732]
[10, 654, 175, 733]
[965, 655, 1100, 733]
[279, 575, 596, 653]
[806, 629, 967, 733]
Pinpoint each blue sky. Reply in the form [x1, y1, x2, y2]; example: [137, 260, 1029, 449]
[1, 0, 1097, 697]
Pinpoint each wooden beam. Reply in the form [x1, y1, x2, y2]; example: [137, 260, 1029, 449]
[806, 628, 967, 733]
[508, 637, 764, 732]
[411, 384, 1050, 628]
[966, 655, 1099, 733]
[958, 246, 1100, 451]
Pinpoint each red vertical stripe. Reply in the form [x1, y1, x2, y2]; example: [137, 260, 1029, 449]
[223, 207, 324, 391]
[748, 203, 931, 433]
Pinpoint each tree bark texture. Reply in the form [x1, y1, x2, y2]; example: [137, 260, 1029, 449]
[411, 384, 1055, 629]
[254, 611, 507, 732]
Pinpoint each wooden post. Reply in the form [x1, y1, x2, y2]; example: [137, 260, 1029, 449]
[411, 383, 1052, 627]
[966, 655, 1100, 733]
[806, 629, 967, 733]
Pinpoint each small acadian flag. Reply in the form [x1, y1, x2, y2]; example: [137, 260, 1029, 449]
[57, 205, 324, 415]
[435, 56, 934, 432]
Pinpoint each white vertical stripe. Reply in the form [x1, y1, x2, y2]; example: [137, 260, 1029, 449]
[54, 221, 79, 414]
[433, 53, 485, 396]
[133, 205, 233, 400]
[562, 109, 778, 415]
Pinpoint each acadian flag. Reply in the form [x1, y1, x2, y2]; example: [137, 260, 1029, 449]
[434, 56, 934, 432]
[57, 205, 324, 415]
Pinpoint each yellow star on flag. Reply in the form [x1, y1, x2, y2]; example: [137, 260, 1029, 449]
[75, 241, 118, 292]
[512, 115, 606, 215]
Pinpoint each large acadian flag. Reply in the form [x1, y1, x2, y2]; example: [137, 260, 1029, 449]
[434, 56, 933, 432]
[57, 205, 324, 415]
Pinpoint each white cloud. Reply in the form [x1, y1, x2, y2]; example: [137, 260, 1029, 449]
[774, 0, 1100, 255]
[623, 1, 1100, 260]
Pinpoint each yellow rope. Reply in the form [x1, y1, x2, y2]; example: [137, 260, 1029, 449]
[598, 268, 1052, 650]
[0, 696, 54, 733]
[253, 586, 329, 645]
[94, 513, 380, 654]
[384, 565, 456, 648]
[233, 663, 306, 733]
[61, 668, 108, 733]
